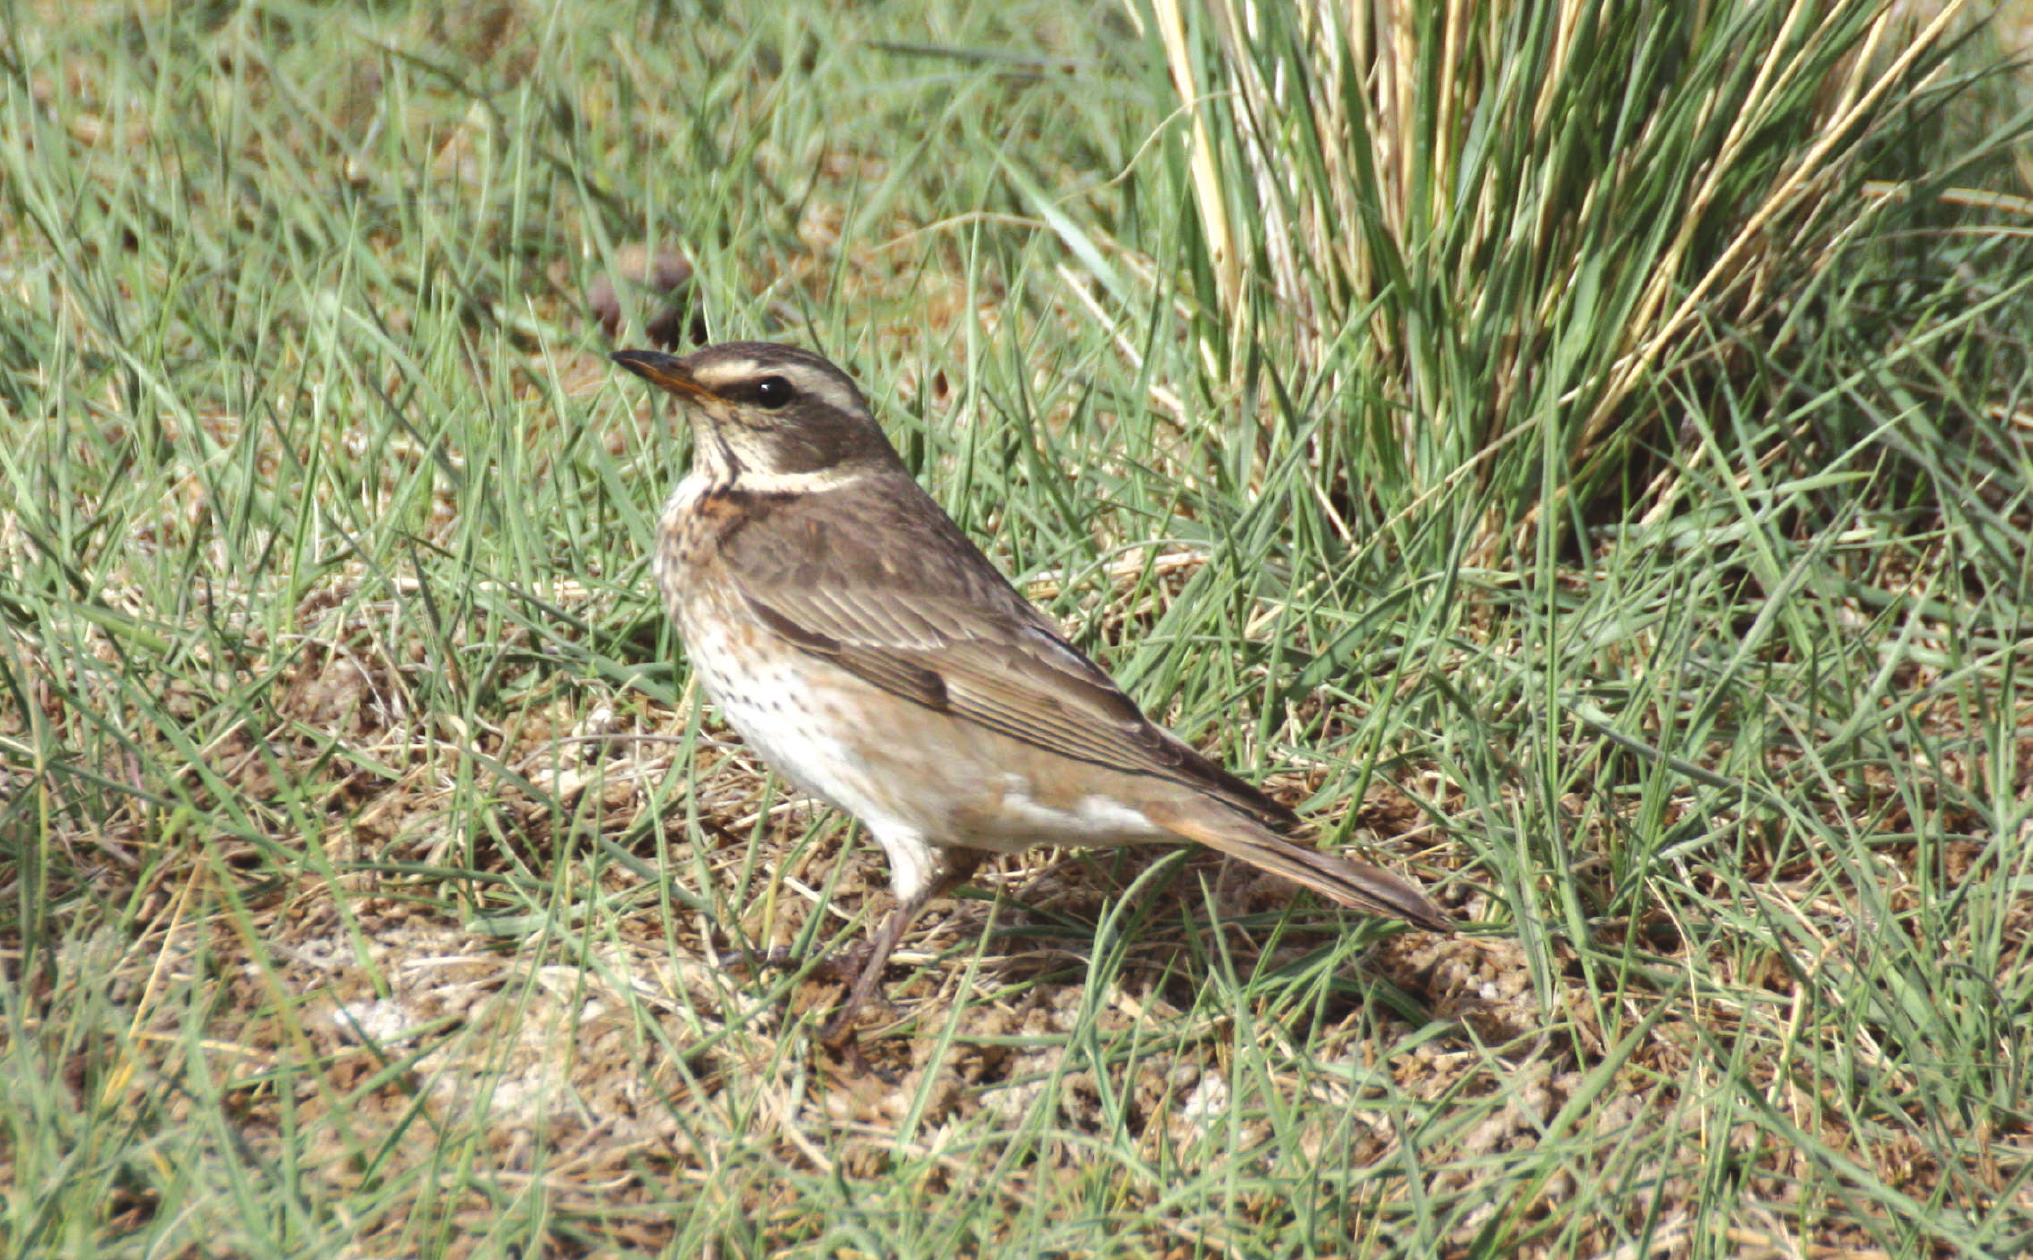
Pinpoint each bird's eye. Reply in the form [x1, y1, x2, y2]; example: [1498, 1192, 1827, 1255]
[753, 376, 793, 410]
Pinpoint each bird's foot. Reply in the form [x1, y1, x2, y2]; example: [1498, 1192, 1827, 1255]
[717, 941, 898, 1060]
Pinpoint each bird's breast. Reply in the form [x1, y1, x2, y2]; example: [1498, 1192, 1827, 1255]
[655, 484, 902, 824]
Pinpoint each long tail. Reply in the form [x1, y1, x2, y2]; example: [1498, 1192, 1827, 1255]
[1147, 801, 1455, 932]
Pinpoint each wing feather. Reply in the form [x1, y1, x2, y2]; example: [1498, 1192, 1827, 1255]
[719, 482, 1298, 833]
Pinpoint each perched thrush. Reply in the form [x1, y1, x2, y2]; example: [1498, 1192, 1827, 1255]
[614, 341, 1453, 1043]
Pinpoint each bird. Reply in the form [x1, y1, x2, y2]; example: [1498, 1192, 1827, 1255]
[613, 340, 1453, 1045]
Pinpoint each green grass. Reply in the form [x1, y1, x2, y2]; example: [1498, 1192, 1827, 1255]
[0, 2, 2030, 1256]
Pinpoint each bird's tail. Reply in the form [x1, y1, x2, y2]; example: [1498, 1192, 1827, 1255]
[1146, 800, 1455, 932]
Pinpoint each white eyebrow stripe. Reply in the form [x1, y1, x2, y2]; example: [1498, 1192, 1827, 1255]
[685, 356, 865, 415]
[805, 376, 862, 414]
[689, 358, 766, 389]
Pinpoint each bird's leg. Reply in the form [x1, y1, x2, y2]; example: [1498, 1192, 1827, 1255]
[820, 848, 986, 1048]
[817, 888, 930, 1048]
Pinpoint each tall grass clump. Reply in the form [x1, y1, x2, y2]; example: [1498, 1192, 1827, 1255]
[1117, 0, 2027, 555]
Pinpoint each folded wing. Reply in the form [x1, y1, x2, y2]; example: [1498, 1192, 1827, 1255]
[722, 484, 1302, 836]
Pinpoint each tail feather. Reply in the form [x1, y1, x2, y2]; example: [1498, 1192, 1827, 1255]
[1149, 802, 1455, 932]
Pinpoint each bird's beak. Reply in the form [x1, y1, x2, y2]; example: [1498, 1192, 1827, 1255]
[611, 349, 711, 399]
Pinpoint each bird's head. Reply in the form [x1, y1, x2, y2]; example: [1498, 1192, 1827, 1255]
[612, 341, 899, 483]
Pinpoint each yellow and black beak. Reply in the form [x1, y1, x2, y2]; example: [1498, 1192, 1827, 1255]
[611, 349, 710, 399]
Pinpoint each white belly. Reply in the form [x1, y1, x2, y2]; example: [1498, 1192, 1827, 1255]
[683, 616, 861, 809]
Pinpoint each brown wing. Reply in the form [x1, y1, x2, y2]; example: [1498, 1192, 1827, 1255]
[717, 478, 1300, 834]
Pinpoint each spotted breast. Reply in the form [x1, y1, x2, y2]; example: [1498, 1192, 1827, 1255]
[656, 475, 945, 880]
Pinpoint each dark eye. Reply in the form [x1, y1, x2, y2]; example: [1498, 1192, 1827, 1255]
[753, 376, 793, 409]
